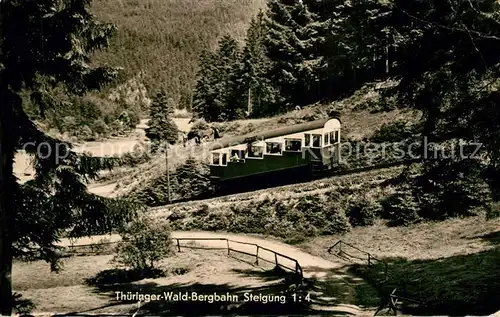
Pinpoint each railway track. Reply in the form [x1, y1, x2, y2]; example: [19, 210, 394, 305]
[149, 159, 418, 212]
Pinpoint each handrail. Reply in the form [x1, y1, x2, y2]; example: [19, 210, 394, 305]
[328, 240, 388, 276]
[63, 237, 304, 285]
[175, 237, 304, 284]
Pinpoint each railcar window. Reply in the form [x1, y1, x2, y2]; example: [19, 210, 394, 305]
[248, 146, 264, 158]
[329, 131, 339, 143]
[312, 134, 322, 147]
[304, 134, 311, 147]
[324, 133, 329, 145]
[221, 153, 227, 165]
[231, 149, 247, 161]
[212, 153, 220, 165]
[266, 142, 283, 154]
[285, 139, 302, 152]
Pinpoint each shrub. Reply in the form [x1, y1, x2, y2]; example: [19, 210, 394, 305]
[370, 121, 414, 143]
[347, 199, 380, 227]
[92, 119, 109, 137]
[284, 233, 307, 245]
[86, 267, 166, 285]
[168, 210, 186, 221]
[193, 204, 210, 217]
[189, 119, 211, 138]
[201, 212, 230, 231]
[381, 191, 421, 226]
[113, 214, 173, 270]
[293, 195, 327, 229]
[486, 202, 500, 220]
[322, 209, 351, 235]
[79, 125, 94, 141]
[61, 116, 78, 133]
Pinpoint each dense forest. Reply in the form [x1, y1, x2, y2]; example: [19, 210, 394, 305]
[19, 0, 265, 141]
[91, 0, 265, 107]
[193, 0, 500, 121]
[178, 0, 500, 223]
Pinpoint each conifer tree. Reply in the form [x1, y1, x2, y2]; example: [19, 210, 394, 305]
[236, 10, 277, 116]
[193, 50, 218, 121]
[146, 89, 179, 147]
[263, 0, 319, 109]
[0, 0, 139, 313]
[193, 35, 241, 121]
[174, 156, 212, 199]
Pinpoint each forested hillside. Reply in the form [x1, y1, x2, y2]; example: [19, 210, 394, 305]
[20, 0, 266, 141]
[145, 0, 500, 227]
[193, 0, 500, 122]
[91, 0, 266, 107]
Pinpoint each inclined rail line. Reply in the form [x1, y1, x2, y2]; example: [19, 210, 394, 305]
[149, 159, 417, 211]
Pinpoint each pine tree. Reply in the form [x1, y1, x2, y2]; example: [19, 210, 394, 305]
[215, 35, 241, 120]
[146, 89, 179, 146]
[263, 0, 319, 109]
[193, 50, 219, 121]
[0, 1, 139, 313]
[173, 157, 212, 199]
[236, 10, 277, 116]
[193, 35, 241, 122]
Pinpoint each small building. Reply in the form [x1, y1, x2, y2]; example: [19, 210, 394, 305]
[208, 117, 341, 193]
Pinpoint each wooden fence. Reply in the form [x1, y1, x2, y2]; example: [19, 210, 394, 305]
[64, 237, 304, 283]
[174, 237, 304, 282]
[328, 240, 388, 277]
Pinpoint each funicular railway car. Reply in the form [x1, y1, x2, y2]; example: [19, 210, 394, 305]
[208, 117, 341, 194]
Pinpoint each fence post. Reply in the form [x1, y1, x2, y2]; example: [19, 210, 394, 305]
[227, 239, 230, 256]
[368, 253, 371, 266]
[255, 246, 259, 265]
[339, 241, 342, 255]
[177, 239, 181, 252]
[275, 253, 278, 266]
[295, 262, 301, 287]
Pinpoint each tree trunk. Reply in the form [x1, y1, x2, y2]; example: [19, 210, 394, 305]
[0, 87, 15, 316]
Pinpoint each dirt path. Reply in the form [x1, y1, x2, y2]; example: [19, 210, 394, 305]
[57, 231, 364, 315]
[58, 231, 339, 274]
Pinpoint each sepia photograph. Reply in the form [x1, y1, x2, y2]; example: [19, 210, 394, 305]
[0, 0, 499, 316]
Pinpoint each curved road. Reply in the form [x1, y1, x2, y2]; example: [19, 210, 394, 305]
[58, 231, 340, 276]
[58, 231, 364, 315]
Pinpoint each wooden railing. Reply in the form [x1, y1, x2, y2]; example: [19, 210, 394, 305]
[63, 237, 304, 284]
[174, 237, 304, 283]
[328, 240, 388, 277]
[374, 288, 426, 316]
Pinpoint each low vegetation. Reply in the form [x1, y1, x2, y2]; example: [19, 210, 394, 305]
[160, 159, 498, 245]
[131, 156, 213, 205]
[113, 214, 173, 271]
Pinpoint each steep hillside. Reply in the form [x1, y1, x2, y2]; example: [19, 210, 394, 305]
[91, 0, 266, 104]
[94, 81, 420, 199]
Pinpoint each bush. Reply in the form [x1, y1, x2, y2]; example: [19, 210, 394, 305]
[347, 199, 380, 227]
[486, 202, 500, 220]
[201, 212, 230, 231]
[92, 119, 109, 137]
[168, 210, 186, 221]
[370, 121, 414, 143]
[113, 214, 173, 270]
[293, 195, 327, 229]
[322, 209, 351, 235]
[61, 116, 78, 133]
[189, 119, 211, 138]
[79, 125, 94, 141]
[86, 268, 166, 285]
[193, 204, 210, 217]
[381, 191, 421, 226]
